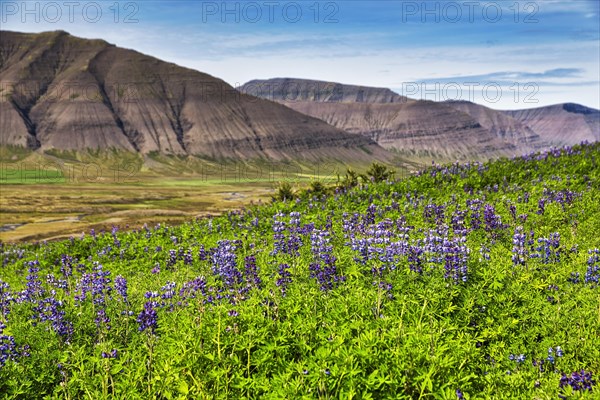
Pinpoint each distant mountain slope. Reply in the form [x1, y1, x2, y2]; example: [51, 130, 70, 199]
[243, 77, 408, 104]
[503, 103, 600, 146]
[444, 100, 543, 149]
[241, 79, 523, 160]
[0, 31, 390, 162]
[242, 78, 599, 160]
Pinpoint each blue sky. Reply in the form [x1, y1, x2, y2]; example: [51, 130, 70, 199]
[1, 0, 599, 109]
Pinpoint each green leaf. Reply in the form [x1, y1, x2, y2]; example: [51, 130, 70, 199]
[177, 380, 189, 395]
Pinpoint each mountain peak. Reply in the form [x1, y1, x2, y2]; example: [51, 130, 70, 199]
[241, 78, 408, 104]
[0, 31, 390, 162]
[562, 103, 599, 115]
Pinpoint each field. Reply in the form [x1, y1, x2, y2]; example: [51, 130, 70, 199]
[0, 143, 599, 398]
[0, 153, 377, 242]
[0, 180, 272, 243]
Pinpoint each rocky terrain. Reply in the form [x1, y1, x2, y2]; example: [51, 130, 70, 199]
[242, 78, 599, 160]
[0, 31, 389, 162]
[2, 31, 597, 165]
[503, 103, 600, 146]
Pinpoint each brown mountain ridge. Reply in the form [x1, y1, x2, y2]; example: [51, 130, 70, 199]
[242, 78, 599, 160]
[0, 30, 390, 163]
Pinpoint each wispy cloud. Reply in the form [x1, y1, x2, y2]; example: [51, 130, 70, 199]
[418, 68, 587, 85]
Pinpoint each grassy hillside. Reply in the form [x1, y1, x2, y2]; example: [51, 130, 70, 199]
[0, 142, 598, 398]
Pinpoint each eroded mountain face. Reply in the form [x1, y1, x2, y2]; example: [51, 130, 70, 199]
[0, 31, 390, 162]
[503, 103, 600, 146]
[242, 79, 599, 160]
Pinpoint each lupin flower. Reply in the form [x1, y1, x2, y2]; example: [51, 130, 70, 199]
[1, 323, 20, 368]
[509, 354, 526, 363]
[243, 256, 262, 290]
[408, 245, 424, 274]
[23, 262, 45, 302]
[179, 277, 207, 301]
[0, 280, 13, 319]
[137, 301, 158, 334]
[210, 240, 243, 290]
[585, 249, 599, 286]
[101, 349, 118, 359]
[511, 226, 528, 266]
[533, 233, 561, 264]
[114, 276, 128, 303]
[271, 213, 288, 255]
[74, 264, 112, 306]
[151, 264, 161, 274]
[276, 264, 293, 296]
[483, 204, 503, 232]
[309, 262, 345, 292]
[559, 370, 595, 394]
[443, 237, 469, 284]
[95, 309, 111, 331]
[32, 296, 73, 339]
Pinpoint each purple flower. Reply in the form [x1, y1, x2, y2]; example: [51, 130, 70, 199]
[101, 349, 118, 359]
[559, 370, 595, 393]
[585, 249, 600, 286]
[511, 226, 528, 266]
[31, 296, 73, 340]
[276, 264, 293, 296]
[533, 233, 561, 264]
[210, 240, 243, 289]
[243, 256, 262, 290]
[408, 245, 424, 274]
[160, 281, 176, 300]
[114, 276, 128, 303]
[137, 301, 158, 334]
[0, 280, 13, 319]
[0, 329, 19, 368]
[74, 264, 112, 306]
[443, 237, 469, 284]
[23, 262, 45, 301]
[95, 309, 111, 331]
[178, 277, 207, 301]
[483, 204, 503, 232]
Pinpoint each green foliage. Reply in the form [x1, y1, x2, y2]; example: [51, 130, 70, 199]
[275, 181, 295, 202]
[1, 143, 599, 398]
[363, 162, 395, 183]
[337, 168, 360, 190]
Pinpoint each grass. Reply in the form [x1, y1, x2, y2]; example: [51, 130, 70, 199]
[0, 147, 409, 242]
[0, 180, 272, 243]
[0, 143, 598, 398]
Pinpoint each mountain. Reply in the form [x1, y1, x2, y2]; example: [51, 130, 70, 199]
[242, 78, 599, 160]
[241, 79, 525, 161]
[242, 77, 408, 104]
[443, 100, 543, 149]
[502, 103, 600, 146]
[0, 31, 390, 162]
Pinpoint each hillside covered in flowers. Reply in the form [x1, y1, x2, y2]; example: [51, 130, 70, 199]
[1, 143, 599, 398]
